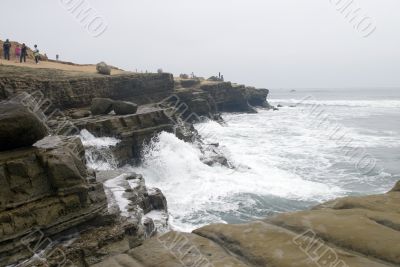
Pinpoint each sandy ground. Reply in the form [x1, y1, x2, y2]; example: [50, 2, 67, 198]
[0, 58, 127, 75]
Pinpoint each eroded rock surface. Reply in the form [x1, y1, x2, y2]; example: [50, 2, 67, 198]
[0, 136, 107, 266]
[94, 185, 400, 267]
[0, 100, 48, 151]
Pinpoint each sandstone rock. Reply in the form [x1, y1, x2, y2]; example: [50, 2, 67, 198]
[70, 109, 91, 119]
[95, 182, 400, 267]
[113, 100, 138, 115]
[0, 65, 175, 109]
[180, 78, 201, 88]
[0, 135, 108, 266]
[392, 181, 400, 191]
[0, 101, 48, 151]
[91, 98, 114, 115]
[201, 82, 255, 112]
[245, 87, 270, 107]
[96, 61, 111, 75]
[74, 109, 174, 165]
[93, 231, 248, 267]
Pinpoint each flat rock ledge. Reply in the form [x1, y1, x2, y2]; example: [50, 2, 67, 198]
[94, 183, 400, 267]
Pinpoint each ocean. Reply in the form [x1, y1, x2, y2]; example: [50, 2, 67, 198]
[88, 88, 400, 232]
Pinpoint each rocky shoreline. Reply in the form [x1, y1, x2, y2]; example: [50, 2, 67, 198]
[0, 63, 399, 267]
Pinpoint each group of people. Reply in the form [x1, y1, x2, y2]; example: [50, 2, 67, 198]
[2, 39, 41, 64]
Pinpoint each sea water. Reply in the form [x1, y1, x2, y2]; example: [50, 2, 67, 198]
[87, 88, 400, 232]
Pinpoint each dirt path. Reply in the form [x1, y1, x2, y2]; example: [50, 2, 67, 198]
[0, 58, 127, 75]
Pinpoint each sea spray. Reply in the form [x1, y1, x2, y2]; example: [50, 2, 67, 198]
[128, 131, 344, 231]
[79, 129, 120, 171]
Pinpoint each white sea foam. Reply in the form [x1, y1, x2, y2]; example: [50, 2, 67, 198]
[79, 129, 120, 170]
[129, 131, 346, 231]
[270, 98, 400, 108]
[128, 99, 399, 231]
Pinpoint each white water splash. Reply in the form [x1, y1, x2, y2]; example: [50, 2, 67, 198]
[79, 129, 120, 171]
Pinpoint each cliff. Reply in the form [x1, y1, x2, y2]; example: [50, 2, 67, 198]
[0, 136, 108, 266]
[0, 63, 271, 266]
[0, 65, 174, 109]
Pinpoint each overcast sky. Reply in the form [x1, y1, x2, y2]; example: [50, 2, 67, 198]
[1, 0, 399, 89]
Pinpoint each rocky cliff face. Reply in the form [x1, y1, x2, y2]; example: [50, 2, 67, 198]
[0, 136, 107, 266]
[0, 65, 174, 109]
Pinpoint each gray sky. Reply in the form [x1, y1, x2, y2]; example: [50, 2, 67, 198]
[1, 0, 399, 89]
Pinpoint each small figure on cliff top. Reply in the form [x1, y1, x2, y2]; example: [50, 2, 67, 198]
[33, 44, 40, 64]
[20, 43, 27, 63]
[56, 54, 59, 61]
[3, 39, 11, 60]
[14, 44, 21, 62]
[221, 75, 224, 81]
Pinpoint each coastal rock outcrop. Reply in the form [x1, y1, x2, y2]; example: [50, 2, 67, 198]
[0, 65, 174, 109]
[113, 100, 138, 115]
[0, 100, 48, 151]
[91, 98, 114, 115]
[73, 107, 174, 165]
[0, 135, 108, 266]
[94, 182, 400, 267]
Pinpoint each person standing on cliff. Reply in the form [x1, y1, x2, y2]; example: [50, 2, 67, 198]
[3, 39, 11, 60]
[20, 43, 27, 63]
[33, 44, 40, 64]
[14, 44, 21, 62]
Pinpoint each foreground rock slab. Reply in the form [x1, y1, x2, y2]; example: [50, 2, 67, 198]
[94, 183, 400, 267]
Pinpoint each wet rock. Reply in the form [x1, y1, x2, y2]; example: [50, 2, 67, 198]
[203, 155, 229, 167]
[277, 104, 283, 107]
[96, 182, 400, 267]
[96, 61, 111, 75]
[91, 98, 114, 115]
[142, 217, 156, 238]
[113, 100, 138, 115]
[148, 188, 168, 211]
[0, 101, 48, 151]
[125, 173, 143, 181]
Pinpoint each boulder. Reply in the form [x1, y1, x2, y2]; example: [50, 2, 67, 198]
[91, 98, 114, 115]
[113, 101, 138, 115]
[0, 101, 48, 151]
[96, 61, 111, 75]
